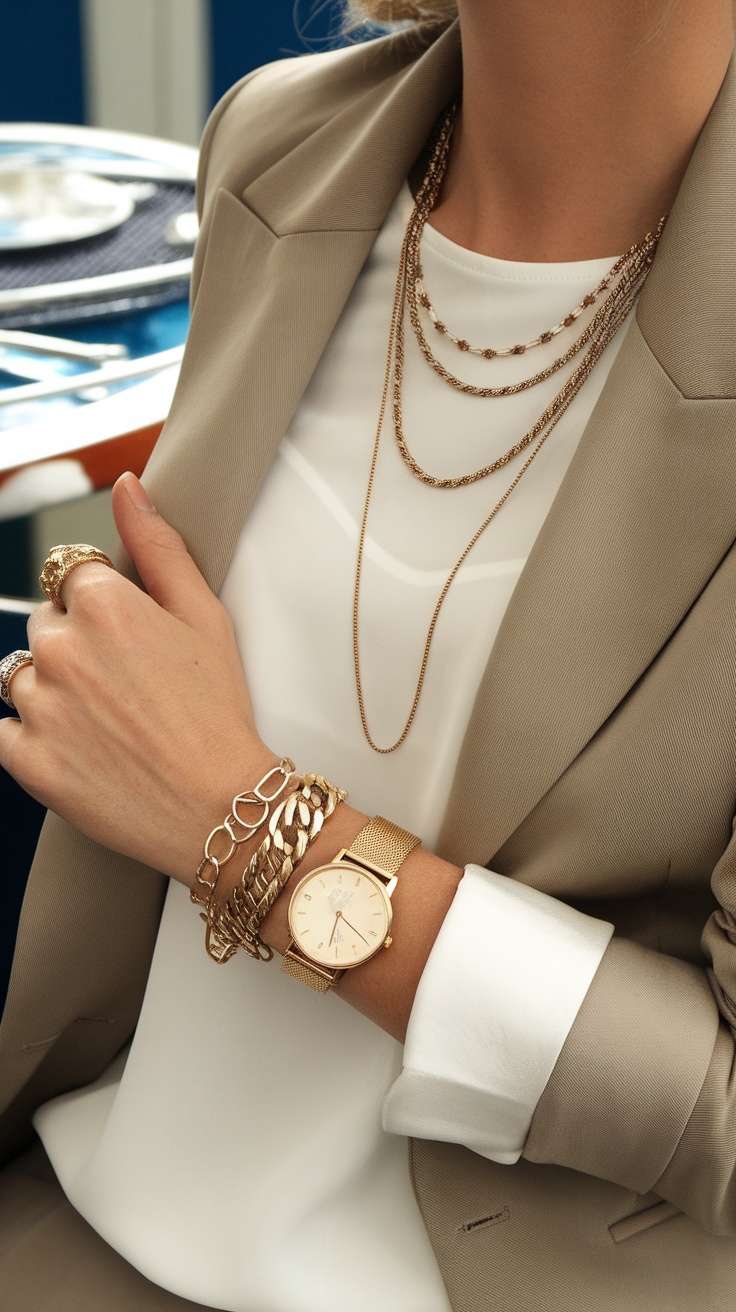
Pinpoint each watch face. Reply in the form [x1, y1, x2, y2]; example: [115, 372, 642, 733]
[288, 862, 392, 969]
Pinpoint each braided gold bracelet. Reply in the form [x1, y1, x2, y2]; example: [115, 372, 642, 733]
[190, 758, 298, 910]
[203, 773, 347, 964]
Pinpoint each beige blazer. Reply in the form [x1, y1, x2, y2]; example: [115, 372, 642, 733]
[3, 20, 736, 1311]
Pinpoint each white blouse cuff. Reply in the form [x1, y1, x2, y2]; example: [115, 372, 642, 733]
[382, 866, 614, 1163]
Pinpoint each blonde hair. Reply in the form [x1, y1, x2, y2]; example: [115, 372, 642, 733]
[344, 0, 457, 28]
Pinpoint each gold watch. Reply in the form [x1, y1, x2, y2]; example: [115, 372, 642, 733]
[281, 816, 420, 992]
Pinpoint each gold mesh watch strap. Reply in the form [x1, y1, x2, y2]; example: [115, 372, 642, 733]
[346, 816, 420, 878]
[282, 950, 334, 992]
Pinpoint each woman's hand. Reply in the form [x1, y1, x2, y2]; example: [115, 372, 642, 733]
[0, 472, 463, 1041]
[0, 473, 277, 884]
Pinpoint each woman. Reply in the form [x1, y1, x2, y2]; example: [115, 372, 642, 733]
[1, 2, 736, 1309]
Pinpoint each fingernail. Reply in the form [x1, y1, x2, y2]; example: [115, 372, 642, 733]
[122, 472, 156, 513]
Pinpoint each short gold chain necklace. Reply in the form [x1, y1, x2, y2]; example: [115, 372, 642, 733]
[353, 104, 666, 754]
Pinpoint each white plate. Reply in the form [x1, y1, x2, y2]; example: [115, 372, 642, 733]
[0, 169, 135, 250]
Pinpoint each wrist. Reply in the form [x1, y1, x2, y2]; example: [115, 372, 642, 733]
[189, 755, 464, 1043]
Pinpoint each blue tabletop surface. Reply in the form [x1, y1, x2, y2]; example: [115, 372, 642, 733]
[0, 300, 190, 431]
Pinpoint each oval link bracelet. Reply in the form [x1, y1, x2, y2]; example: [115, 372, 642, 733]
[190, 758, 298, 910]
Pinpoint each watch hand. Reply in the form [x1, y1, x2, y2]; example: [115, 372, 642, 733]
[329, 912, 341, 947]
[340, 916, 370, 946]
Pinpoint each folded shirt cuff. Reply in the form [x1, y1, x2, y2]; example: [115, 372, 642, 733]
[382, 865, 614, 1163]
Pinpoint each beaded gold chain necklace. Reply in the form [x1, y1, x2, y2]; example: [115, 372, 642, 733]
[353, 102, 666, 754]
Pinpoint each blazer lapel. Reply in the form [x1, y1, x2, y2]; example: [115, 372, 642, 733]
[439, 58, 736, 866]
[140, 194, 378, 593]
[137, 22, 463, 595]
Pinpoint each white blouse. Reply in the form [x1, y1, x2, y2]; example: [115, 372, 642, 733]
[35, 183, 622, 1311]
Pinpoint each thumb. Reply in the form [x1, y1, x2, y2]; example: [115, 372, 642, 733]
[112, 472, 214, 623]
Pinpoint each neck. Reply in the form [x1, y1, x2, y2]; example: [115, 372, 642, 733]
[430, 0, 734, 261]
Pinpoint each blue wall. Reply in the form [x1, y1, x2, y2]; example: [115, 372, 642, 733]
[210, 1, 346, 105]
[0, 0, 85, 124]
[0, 1, 347, 126]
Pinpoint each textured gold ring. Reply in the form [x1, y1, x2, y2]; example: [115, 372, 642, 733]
[39, 544, 115, 610]
[0, 649, 33, 711]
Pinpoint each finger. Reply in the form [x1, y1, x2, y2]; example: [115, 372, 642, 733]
[27, 598, 67, 647]
[55, 561, 116, 613]
[0, 714, 24, 775]
[0, 716, 45, 805]
[0, 659, 34, 719]
[27, 602, 49, 647]
[111, 472, 217, 627]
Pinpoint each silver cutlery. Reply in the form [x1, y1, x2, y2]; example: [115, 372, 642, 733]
[0, 345, 185, 407]
[0, 329, 129, 364]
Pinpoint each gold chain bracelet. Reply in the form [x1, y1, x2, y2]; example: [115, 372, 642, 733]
[190, 758, 298, 910]
[202, 773, 347, 964]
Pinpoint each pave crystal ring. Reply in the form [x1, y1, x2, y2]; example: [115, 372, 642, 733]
[0, 649, 33, 711]
[39, 544, 115, 610]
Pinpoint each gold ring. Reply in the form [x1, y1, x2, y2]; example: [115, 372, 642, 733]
[0, 649, 33, 711]
[39, 544, 115, 610]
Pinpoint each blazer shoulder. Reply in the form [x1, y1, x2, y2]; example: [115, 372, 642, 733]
[196, 26, 450, 209]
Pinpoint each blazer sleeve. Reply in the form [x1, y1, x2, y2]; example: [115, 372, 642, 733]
[523, 817, 736, 1236]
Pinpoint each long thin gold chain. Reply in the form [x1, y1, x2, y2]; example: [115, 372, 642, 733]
[353, 107, 665, 755]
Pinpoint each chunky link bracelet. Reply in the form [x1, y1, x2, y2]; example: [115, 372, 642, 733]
[190, 758, 298, 911]
[203, 773, 347, 965]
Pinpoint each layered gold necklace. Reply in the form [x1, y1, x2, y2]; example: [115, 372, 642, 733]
[353, 102, 666, 753]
